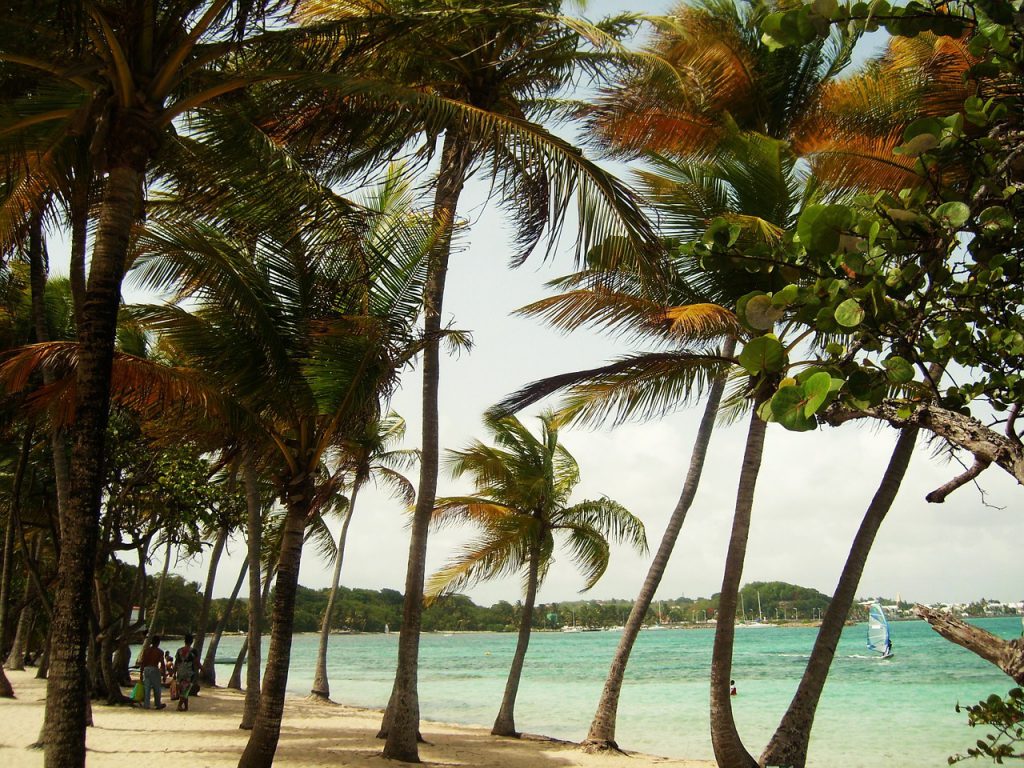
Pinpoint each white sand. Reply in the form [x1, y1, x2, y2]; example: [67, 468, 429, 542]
[0, 669, 711, 767]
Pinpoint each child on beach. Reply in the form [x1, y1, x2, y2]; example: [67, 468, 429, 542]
[174, 633, 201, 711]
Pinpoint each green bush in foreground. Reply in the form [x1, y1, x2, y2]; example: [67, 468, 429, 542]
[950, 688, 1024, 764]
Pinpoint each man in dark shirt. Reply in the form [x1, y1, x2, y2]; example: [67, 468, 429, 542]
[139, 636, 167, 710]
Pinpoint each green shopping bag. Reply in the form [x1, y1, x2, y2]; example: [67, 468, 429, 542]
[131, 682, 144, 702]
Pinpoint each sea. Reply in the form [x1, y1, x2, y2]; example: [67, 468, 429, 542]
[208, 616, 1022, 767]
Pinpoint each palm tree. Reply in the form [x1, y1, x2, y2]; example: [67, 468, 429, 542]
[123, 165, 434, 768]
[310, 412, 416, 702]
[282, 3, 663, 757]
[498, 126, 809, 759]
[0, 4, 343, 762]
[759, 426, 919, 768]
[426, 411, 647, 737]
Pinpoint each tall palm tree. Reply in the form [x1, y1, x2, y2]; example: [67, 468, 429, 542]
[759, 426, 919, 768]
[0, 5, 344, 763]
[310, 412, 416, 702]
[426, 411, 647, 737]
[285, 3, 664, 757]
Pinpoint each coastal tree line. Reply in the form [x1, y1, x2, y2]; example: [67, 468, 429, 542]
[1, 1, 1023, 768]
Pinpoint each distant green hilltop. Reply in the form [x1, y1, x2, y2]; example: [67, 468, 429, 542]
[137, 577, 1022, 636]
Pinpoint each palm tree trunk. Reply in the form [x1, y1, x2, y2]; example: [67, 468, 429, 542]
[44, 160, 146, 768]
[240, 570, 274, 728]
[710, 404, 768, 768]
[382, 128, 473, 763]
[228, 636, 248, 690]
[69, 163, 88, 331]
[491, 545, 541, 737]
[144, 541, 173, 649]
[27, 211, 71, 532]
[94, 575, 128, 705]
[8, 600, 34, 671]
[2, 424, 33, 670]
[194, 523, 229, 664]
[241, 459, 264, 730]
[759, 428, 918, 768]
[585, 337, 735, 751]
[0, 665, 12, 698]
[311, 485, 360, 702]
[201, 559, 249, 686]
[36, 633, 51, 679]
[0, 493, 16, 666]
[238, 481, 311, 768]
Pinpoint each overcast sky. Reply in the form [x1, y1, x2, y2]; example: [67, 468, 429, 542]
[109, 0, 1020, 607]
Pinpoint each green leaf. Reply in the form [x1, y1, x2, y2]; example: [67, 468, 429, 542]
[933, 201, 971, 228]
[803, 371, 833, 416]
[884, 356, 915, 384]
[797, 204, 854, 256]
[739, 335, 786, 375]
[834, 298, 865, 328]
[769, 387, 817, 431]
[745, 294, 785, 330]
[771, 284, 799, 307]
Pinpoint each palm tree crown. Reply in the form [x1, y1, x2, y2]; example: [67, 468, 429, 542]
[428, 411, 646, 598]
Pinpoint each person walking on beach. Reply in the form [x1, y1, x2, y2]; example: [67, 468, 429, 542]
[138, 636, 167, 710]
[174, 633, 201, 711]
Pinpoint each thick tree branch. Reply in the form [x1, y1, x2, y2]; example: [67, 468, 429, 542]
[914, 605, 1024, 685]
[823, 401, 1024, 497]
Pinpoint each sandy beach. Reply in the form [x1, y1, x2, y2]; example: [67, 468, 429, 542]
[0, 670, 711, 768]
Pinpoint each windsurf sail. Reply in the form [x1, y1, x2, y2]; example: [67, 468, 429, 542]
[866, 603, 893, 658]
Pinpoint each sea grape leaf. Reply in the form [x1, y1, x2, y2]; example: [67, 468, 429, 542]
[885, 355, 915, 384]
[745, 294, 785, 330]
[802, 371, 833, 416]
[770, 386, 817, 431]
[933, 201, 971, 228]
[739, 335, 786, 375]
[835, 298, 865, 327]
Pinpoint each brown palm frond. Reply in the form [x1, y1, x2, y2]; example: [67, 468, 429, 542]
[661, 302, 739, 340]
[516, 288, 667, 341]
[800, 132, 924, 194]
[0, 341, 231, 427]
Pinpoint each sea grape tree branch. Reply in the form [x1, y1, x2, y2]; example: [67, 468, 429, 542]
[822, 402, 1024, 494]
[914, 605, 1024, 685]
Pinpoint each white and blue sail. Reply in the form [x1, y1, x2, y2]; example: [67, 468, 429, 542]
[866, 603, 893, 658]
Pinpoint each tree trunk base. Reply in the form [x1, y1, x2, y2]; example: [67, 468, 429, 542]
[375, 728, 427, 744]
[490, 726, 521, 738]
[580, 738, 625, 755]
[305, 691, 337, 705]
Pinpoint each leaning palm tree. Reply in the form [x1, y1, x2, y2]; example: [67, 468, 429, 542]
[426, 411, 647, 737]
[309, 412, 416, 703]
[498, 127, 812, 762]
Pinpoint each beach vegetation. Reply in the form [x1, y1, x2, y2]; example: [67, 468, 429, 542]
[426, 411, 647, 737]
[950, 688, 1024, 765]
[0, 0, 1021, 766]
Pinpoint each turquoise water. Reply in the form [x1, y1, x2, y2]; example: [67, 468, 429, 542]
[210, 617, 1022, 767]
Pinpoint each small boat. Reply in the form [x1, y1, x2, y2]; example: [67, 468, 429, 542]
[866, 602, 894, 659]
